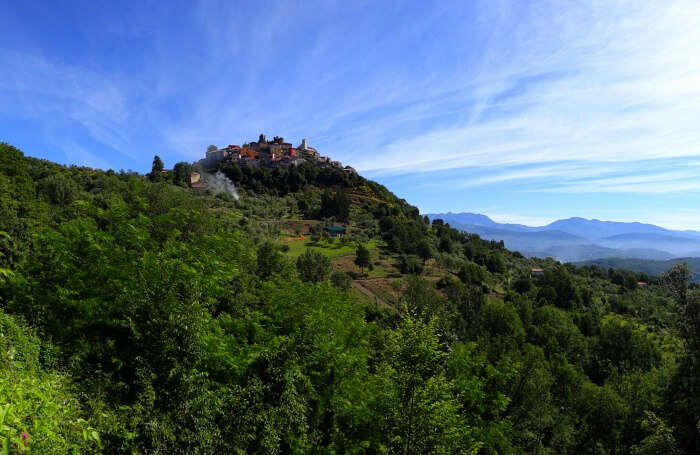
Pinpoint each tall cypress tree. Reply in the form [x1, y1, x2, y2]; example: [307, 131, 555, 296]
[150, 155, 164, 181]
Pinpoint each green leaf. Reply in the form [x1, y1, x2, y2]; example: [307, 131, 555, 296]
[0, 405, 9, 427]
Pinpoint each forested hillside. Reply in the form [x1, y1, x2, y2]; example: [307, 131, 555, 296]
[1, 142, 700, 454]
[576, 257, 700, 284]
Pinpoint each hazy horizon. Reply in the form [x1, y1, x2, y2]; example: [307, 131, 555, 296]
[426, 211, 700, 233]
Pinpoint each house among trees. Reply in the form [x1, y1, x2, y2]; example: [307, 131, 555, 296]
[531, 268, 544, 277]
[325, 225, 347, 238]
[187, 172, 201, 185]
[187, 172, 208, 189]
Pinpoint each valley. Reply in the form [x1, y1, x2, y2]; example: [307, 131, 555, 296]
[429, 212, 700, 275]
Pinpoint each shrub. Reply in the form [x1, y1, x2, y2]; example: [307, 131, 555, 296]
[331, 271, 352, 291]
[0, 310, 100, 454]
[297, 249, 332, 283]
[458, 261, 486, 286]
[398, 254, 424, 275]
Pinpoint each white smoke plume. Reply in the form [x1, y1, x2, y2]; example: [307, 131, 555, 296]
[204, 170, 239, 200]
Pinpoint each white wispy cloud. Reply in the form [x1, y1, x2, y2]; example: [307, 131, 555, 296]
[450, 159, 700, 194]
[2, 0, 700, 201]
[0, 49, 135, 158]
[347, 0, 700, 194]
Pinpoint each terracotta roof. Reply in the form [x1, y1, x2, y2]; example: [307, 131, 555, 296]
[240, 147, 257, 158]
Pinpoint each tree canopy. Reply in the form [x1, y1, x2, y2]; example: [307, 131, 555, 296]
[0, 142, 695, 454]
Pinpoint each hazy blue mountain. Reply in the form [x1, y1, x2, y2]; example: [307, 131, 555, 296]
[434, 212, 499, 227]
[542, 217, 672, 239]
[602, 233, 697, 242]
[448, 223, 586, 250]
[430, 212, 534, 231]
[531, 245, 674, 263]
[598, 233, 700, 257]
[426, 212, 700, 262]
[574, 257, 700, 283]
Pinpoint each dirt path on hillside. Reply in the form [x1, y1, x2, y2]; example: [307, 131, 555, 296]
[351, 280, 394, 310]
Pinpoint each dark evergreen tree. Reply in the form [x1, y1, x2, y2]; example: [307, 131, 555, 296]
[173, 161, 193, 185]
[150, 155, 164, 181]
[417, 239, 433, 264]
[256, 241, 284, 279]
[354, 243, 371, 274]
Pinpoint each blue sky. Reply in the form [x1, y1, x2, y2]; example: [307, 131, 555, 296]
[2, 1, 700, 229]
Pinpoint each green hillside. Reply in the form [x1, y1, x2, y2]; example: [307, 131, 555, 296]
[575, 257, 700, 283]
[1, 142, 699, 454]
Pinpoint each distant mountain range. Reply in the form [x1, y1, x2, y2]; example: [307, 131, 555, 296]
[426, 212, 700, 263]
[572, 257, 700, 283]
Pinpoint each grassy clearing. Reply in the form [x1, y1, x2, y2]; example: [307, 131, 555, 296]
[332, 253, 398, 278]
[349, 287, 374, 306]
[283, 237, 382, 260]
[360, 278, 402, 306]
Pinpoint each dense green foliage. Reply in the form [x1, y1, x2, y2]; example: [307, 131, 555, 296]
[219, 161, 361, 197]
[0, 142, 698, 453]
[320, 190, 351, 221]
[296, 249, 331, 283]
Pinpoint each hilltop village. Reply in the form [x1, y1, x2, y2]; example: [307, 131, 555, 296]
[198, 134, 356, 173]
